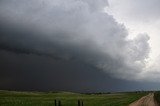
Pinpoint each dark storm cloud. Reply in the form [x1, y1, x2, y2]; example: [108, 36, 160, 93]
[1, 50, 159, 92]
[0, 0, 150, 80]
[0, 0, 154, 92]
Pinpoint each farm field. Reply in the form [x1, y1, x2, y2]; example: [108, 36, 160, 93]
[0, 90, 148, 106]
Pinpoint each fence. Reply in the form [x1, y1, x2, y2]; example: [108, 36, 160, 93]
[54, 99, 84, 106]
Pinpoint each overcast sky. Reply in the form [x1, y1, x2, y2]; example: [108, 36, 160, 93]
[0, 0, 160, 92]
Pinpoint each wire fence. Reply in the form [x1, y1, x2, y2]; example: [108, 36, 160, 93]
[54, 99, 84, 106]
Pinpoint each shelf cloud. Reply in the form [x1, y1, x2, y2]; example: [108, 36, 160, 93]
[0, 0, 159, 91]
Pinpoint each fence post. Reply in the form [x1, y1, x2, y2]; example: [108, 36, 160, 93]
[58, 100, 61, 106]
[81, 101, 83, 106]
[78, 100, 80, 106]
[55, 99, 57, 106]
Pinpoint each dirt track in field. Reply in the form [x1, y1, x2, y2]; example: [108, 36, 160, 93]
[129, 93, 159, 106]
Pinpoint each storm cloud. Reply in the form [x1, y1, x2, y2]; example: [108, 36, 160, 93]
[0, 0, 151, 80]
[0, 0, 157, 92]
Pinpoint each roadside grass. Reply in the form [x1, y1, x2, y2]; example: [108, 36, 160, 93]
[0, 90, 147, 106]
[154, 91, 160, 105]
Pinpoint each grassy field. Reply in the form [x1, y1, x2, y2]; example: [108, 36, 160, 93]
[154, 91, 160, 105]
[0, 90, 147, 106]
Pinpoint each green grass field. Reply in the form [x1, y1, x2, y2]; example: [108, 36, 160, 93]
[154, 91, 160, 105]
[0, 90, 147, 106]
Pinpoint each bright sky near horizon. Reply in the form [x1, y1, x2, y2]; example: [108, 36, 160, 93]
[105, 0, 160, 79]
[106, 0, 160, 61]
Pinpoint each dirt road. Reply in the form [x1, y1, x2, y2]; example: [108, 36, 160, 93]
[129, 93, 159, 106]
